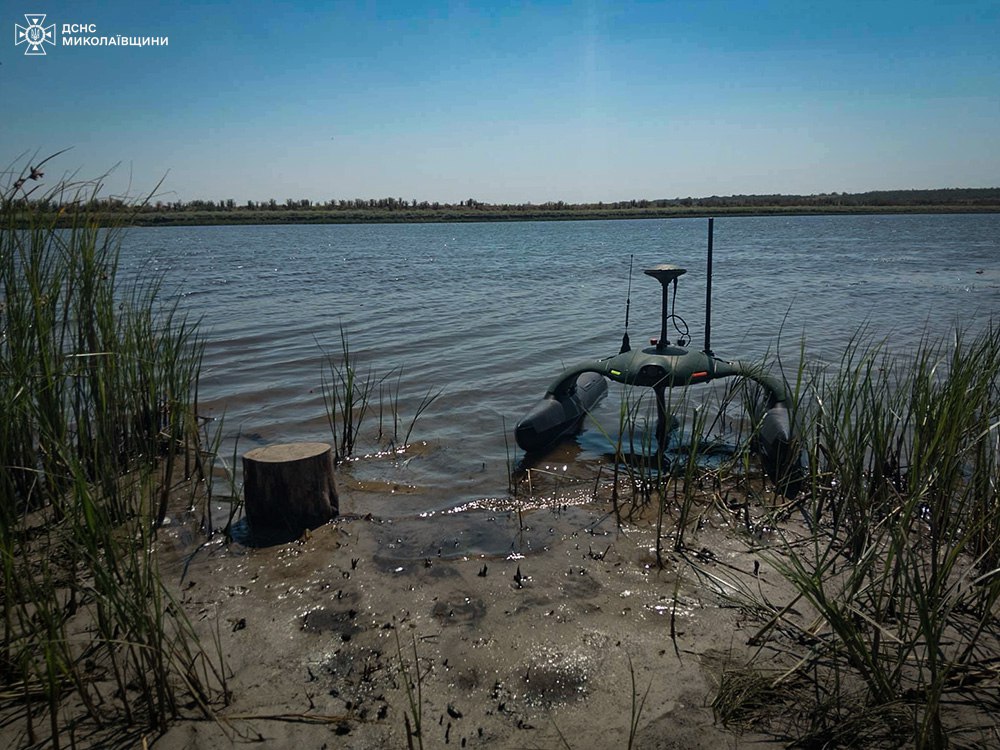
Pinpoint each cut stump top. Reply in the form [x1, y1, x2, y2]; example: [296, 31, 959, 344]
[243, 442, 332, 463]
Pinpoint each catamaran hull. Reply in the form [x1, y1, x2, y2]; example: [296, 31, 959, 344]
[759, 400, 805, 498]
[515, 371, 608, 453]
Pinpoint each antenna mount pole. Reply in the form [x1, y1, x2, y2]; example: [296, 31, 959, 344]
[643, 264, 686, 351]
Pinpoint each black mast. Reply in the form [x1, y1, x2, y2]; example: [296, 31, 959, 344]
[704, 217, 714, 356]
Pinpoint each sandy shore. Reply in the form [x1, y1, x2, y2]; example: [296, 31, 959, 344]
[151, 485, 789, 749]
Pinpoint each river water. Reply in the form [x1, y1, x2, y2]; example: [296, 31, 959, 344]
[120, 214, 999, 519]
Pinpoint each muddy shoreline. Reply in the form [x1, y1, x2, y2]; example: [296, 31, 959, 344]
[150, 488, 786, 749]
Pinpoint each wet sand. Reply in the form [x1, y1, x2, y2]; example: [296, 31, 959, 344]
[153, 487, 789, 749]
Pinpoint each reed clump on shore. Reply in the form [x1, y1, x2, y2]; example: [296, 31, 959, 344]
[711, 328, 1000, 748]
[511, 326, 999, 747]
[1, 161, 227, 746]
[319, 326, 442, 464]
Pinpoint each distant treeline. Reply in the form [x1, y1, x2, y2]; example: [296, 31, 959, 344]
[23, 187, 1000, 226]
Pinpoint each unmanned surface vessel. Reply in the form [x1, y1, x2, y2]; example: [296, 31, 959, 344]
[514, 221, 805, 497]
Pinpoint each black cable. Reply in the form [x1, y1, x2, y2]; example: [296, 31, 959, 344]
[668, 276, 689, 344]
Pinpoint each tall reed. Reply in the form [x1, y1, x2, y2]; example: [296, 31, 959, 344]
[718, 326, 1000, 748]
[320, 326, 441, 463]
[592, 374, 752, 558]
[1, 162, 226, 745]
[320, 326, 376, 462]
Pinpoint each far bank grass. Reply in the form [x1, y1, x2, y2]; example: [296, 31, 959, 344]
[19, 202, 1000, 228]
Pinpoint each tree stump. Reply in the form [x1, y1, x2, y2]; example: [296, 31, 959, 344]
[242, 442, 338, 535]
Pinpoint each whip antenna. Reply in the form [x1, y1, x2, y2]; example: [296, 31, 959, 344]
[620, 254, 634, 353]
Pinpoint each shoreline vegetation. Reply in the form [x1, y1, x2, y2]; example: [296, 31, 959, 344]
[3, 161, 999, 748]
[18, 187, 1000, 227]
[1, 172, 230, 746]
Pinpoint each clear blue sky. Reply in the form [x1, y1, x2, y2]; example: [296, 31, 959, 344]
[3, 0, 998, 204]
